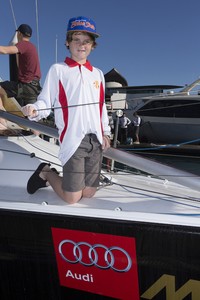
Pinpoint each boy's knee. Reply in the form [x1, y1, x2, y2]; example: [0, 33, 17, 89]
[62, 191, 82, 204]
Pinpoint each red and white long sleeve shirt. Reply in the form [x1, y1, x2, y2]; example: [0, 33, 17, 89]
[30, 57, 110, 166]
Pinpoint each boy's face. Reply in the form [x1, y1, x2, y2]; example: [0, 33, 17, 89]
[66, 32, 94, 63]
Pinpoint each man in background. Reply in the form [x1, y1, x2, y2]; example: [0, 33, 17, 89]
[132, 112, 141, 144]
[119, 112, 131, 144]
[0, 24, 41, 128]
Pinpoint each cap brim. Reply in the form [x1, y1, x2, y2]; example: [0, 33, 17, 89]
[67, 30, 100, 38]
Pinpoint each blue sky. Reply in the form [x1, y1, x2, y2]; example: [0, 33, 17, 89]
[1, 0, 200, 87]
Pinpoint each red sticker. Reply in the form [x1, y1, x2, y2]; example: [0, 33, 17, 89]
[52, 228, 139, 299]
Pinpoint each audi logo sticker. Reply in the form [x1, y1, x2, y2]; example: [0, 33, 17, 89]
[58, 239, 132, 273]
[51, 228, 139, 299]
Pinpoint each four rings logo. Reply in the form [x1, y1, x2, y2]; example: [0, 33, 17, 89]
[52, 228, 139, 299]
[59, 239, 132, 273]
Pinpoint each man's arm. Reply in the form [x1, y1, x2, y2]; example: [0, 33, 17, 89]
[0, 45, 18, 55]
[127, 117, 131, 125]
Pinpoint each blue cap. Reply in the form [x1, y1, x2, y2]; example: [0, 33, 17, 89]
[67, 16, 100, 38]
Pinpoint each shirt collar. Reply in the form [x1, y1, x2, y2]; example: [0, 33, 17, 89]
[64, 57, 93, 71]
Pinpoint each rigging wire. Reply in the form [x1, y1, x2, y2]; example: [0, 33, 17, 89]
[35, 0, 40, 59]
[4, 95, 200, 114]
[9, 0, 17, 29]
[5, 99, 200, 117]
[8, 0, 40, 56]
[55, 35, 58, 63]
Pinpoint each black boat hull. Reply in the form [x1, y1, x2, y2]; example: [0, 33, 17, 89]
[0, 209, 199, 299]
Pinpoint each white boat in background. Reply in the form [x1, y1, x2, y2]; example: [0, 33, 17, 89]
[125, 78, 200, 145]
[0, 110, 200, 299]
[105, 69, 200, 145]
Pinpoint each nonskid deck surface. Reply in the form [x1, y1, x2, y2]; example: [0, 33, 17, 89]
[0, 133, 200, 226]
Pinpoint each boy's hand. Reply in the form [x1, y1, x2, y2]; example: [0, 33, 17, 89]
[102, 135, 111, 151]
[21, 104, 38, 118]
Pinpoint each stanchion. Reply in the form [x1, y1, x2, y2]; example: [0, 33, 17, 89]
[111, 110, 123, 171]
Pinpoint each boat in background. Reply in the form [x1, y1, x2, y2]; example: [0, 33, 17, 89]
[0, 110, 200, 299]
[125, 78, 200, 145]
[104, 69, 200, 145]
[105, 68, 182, 112]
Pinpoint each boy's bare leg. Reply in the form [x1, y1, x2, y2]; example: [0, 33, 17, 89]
[36, 164, 96, 204]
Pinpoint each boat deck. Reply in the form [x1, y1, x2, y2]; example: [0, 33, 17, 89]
[0, 134, 200, 228]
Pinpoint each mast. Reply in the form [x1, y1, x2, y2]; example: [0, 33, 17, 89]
[181, 78, 200, 93]
[9, 32, 18, 81]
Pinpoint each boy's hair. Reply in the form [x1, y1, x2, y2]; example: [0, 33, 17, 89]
[66, 32, 97, 49]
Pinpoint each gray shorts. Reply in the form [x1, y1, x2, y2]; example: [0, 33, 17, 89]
[62, 134, 102, 192]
